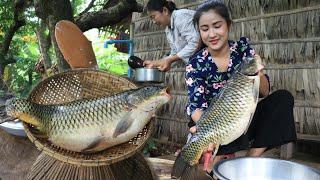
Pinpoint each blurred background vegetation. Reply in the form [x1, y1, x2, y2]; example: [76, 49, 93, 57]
[4, 32, 129, 98]
[0, 0, 140, 98]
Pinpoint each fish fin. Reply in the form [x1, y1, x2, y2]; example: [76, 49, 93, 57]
[171, 152, 194, 179]
[180, 165, 198, 180]
[81, 137, 107, 153]
[112, 112, 134, 138]
[0, 104, 16, 124]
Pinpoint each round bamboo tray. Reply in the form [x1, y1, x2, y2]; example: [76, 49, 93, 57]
[23, 69, 155, 166]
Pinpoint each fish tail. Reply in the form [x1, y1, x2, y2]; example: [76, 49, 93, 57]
[171, 152, 198, 179]
[0, 116, 16, 124]
[0, 104, 16, 124]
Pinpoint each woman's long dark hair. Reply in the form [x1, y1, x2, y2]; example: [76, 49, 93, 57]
[146, 0, 178, 13]
[193, 1, 232, 52]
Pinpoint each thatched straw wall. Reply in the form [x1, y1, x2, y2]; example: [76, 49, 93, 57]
[131, 0, 320, 149]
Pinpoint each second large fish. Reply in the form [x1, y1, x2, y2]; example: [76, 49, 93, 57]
[5, 86, 171, 152]
[172, 56, 263, 179]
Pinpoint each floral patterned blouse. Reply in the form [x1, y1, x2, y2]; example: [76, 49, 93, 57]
[186, 37, 267, 116]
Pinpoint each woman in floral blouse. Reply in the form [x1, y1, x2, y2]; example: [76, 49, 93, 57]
[186, 1, 297, 178]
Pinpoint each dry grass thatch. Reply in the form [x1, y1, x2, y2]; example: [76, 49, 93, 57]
[131, 0, 320, 145]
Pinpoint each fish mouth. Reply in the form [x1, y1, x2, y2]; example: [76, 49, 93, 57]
[160, 87, 172, 100]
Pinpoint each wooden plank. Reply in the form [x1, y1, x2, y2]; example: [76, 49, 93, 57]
[251, 37, 320, 44]
[294, 101, 320, 108]
[234, 5, 320, 22]
[297, 133, 320, 142]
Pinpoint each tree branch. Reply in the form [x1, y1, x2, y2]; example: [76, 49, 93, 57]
[75, 0, 143, 32]
[103, 0, 118, 9]
[1, 1, 27, 55]
[78, 0, 96, 17]
[36, 20, 52, 70]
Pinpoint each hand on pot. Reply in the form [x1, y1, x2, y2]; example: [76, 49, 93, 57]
[143, 58, 172, 71]
[143, 55, 181, 72]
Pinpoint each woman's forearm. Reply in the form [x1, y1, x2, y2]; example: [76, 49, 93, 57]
[191, 109, 203, 122]
[163, 54, 180, 64]
[259, 71, 270, 97]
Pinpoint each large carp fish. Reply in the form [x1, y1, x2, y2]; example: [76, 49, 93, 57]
[171, 56, 263, 179]
[5, 86, 171, 153]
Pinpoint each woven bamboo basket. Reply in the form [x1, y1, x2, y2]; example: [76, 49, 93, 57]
[27, 151, 154, 180]
[23, 69, 155, 166]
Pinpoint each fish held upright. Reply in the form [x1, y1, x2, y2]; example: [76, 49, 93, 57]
[171, 56, 263, 179]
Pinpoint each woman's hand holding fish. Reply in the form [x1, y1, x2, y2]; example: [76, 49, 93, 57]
[189, 120, 216, 172]
[189, 108, 216, 172]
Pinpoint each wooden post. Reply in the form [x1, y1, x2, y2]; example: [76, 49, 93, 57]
[280, 142, 295, 159]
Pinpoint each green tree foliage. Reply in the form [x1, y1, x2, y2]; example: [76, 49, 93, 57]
[94, 41, 129, 76]
[7, 41, 41, 97]
[0, 0, 41, 96]
[1, 0, 137, 97]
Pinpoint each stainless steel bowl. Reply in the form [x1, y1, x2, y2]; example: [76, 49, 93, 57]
[213, 157, 320, 180]
[134, 68, 165, 82]
[0, 120, 26, 137]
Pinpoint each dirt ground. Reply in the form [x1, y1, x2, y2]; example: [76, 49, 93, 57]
[0, 129, 40, 180]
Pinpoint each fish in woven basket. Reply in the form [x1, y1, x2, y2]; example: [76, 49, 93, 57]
[171, 56, 263, 179]
[5, 85, 171, 153]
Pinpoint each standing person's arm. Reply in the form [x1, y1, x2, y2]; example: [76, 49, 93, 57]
[144, 34, 180, 70]
[175, 17, 199, 64]
[156, 22, 199, 71]
[144, 11, 199, 71]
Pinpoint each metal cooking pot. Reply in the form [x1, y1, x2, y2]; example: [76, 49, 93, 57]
[213, 157, 320, 180]
[134, 68, 165, 82]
